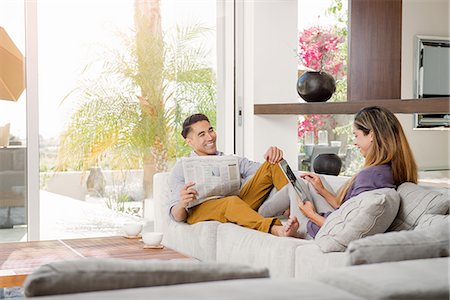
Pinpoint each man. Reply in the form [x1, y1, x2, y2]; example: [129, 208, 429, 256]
[169, 113, 298, 237]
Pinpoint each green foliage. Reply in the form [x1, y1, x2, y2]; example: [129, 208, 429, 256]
[57, 21, 216, 172]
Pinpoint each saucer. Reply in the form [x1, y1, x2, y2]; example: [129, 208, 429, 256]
[143, 244, 164, 249]
[123, 235, 141, 239]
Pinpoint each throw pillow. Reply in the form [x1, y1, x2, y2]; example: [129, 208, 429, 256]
[346, 223, 449, 265]
[315, 188, 400, 252]
[23, 258, 269, 297]
[388, 182, 449, 231]
[415, 214, 449, 230]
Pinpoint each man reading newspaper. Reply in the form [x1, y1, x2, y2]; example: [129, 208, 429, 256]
[169, 113, 299, 237]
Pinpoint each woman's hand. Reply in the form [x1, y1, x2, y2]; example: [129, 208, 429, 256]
[300, 173, 325, 194]
[297, 196, 317, 219]
[297, 196, 326, 227]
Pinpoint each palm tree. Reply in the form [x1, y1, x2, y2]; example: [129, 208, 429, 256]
[57, 0, 216, 200]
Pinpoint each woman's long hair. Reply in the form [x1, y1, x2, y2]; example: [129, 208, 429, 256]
[336, 106, 418, 204]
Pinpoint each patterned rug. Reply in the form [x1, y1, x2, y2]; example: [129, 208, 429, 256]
[0, 287, 24, 300]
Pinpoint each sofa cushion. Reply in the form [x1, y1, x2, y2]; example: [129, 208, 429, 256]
[415, 214, 449, 229]
[317, 257, 450, 300]
[388, 182, 449, 231]
[294, 244, 347, 278]
[163, 220, 220, 262]
[216, 223, 311, 278]
[315, 188, 400, 252]
[24, 258, 269, 297]
[29, 278, 362, 300]
[346, 223, 449, 265]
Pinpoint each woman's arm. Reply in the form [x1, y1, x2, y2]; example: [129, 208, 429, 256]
[301, 173, 340, 209]
[297, 198, 326, 227]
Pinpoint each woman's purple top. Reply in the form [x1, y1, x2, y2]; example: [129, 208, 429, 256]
[307, 164, 395, 238]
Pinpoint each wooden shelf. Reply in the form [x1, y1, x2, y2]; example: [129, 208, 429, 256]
[254, 98, 450, 115]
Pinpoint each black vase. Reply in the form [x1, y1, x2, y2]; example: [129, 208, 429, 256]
[297, 71, 336, 102]
[313, 153, 342, 176]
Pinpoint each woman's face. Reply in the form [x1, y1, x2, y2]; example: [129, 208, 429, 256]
[352, 124, 373, 157]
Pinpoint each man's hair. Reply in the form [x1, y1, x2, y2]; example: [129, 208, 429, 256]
[181, 113, 210, 138]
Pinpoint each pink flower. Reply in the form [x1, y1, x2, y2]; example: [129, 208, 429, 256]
[298, 26, 346, 78]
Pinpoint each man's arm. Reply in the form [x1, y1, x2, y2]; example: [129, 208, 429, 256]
[169, 159, 199, 222]
[170, 182, 197, 222]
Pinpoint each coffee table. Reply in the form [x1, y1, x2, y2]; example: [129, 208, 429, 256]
[0, 236, 191, 288]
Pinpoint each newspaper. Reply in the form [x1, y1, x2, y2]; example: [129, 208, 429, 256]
[182, 155, 241, 208]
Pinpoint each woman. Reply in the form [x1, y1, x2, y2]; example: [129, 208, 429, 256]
[286, 106, 418, 238]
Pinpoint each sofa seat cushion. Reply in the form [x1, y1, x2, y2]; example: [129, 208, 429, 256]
[346, 223, 449, 265]
[30, 278, 362, 300]
[24, 258, 270, 297]
[388, 182, 449, 231]
[164, 220, 220, 262]
[317, 257, 450, 300]
[315, 188, 400, 252]
[216, 223, 311, 278]
[294, 244, 346, 278]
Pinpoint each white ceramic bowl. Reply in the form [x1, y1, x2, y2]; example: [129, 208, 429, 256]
[122, 222, 143, 237]
[142, 232, 163, 246]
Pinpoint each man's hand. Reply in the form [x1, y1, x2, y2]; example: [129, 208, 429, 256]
[263, 146, 283, 164]
[180, 182, 198, 209]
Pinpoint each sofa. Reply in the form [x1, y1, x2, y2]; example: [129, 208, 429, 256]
[154, 171, 449, 278]
[23, 171, 449, 299]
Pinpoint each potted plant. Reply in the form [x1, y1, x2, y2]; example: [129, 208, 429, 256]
[297, 26, 345, 102]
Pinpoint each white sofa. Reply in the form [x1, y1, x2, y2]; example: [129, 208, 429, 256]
[154, 172, 449, 279]
[22, 172, 449, 299]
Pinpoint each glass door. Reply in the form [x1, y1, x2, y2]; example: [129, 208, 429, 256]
[0, 0, 27, 242]
[36, 0, 225, 240]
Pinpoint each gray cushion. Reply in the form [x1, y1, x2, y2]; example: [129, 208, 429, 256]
[388, 182, 449, 231]
[30, 278, 363, 300]
[23, 258, 269, 297]
[415, 213, 449, 230]
[315, 188, 400, 252]
[317, 257, 450, 300]
[346, 223, 449, 265]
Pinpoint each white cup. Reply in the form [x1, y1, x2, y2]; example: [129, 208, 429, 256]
[122, 222, 143, 237]
[142, 232, 163, 246]
[318, 130, 328, 145]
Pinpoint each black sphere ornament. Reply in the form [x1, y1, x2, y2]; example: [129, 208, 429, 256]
[297, 71, 336, 102]
[313, 153, 342, 176]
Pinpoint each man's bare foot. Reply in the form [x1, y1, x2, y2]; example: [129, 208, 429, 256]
[270, 216, 299, 237]
[282, 207, 290, 217]
[283, 216, 299, 237]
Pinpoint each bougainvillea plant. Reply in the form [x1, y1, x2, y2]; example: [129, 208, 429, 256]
[298, 25, 345, 78]
[297, 114, 336, 142]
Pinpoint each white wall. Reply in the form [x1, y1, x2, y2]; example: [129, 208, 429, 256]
[401, 0, 450, 170]
[241, 0, 298, 168]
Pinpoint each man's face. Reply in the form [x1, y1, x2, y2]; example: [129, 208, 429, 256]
[186, 120, 217, 156]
